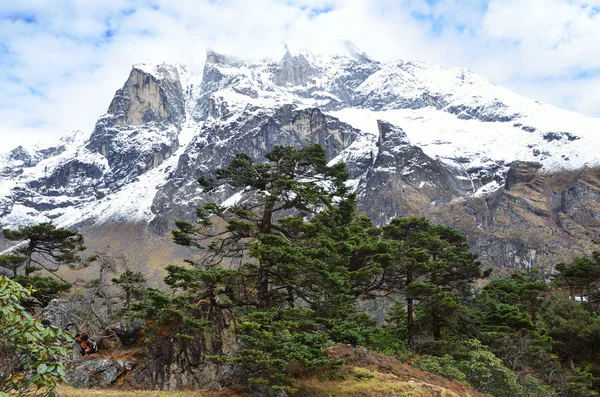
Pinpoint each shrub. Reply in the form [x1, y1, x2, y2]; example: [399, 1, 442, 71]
[0, 276, 71, 396]
[416, 355, 466, 382]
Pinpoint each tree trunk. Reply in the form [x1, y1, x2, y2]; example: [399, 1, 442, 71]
[407, 269, 414, 348]
[432, 312, 441, 340]
[257, 265, 269, 308]
[287, 286, 295, 308]
[257, 199, 275, 308]
[569, 355, 575, 371]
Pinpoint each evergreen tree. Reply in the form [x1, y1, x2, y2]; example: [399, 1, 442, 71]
[112, 269, 146, 311]
[537, 294, 598, 371]
[171, 144, 351, 310]
[0, 254, 27, 277]
[11, 275, 71, 308]
[554, 255, 600, 300]
[381, 217, 488, 347]
[154, 144, 376, 389]
[0, 223, 90, 308]
[0, 222, 87, 277]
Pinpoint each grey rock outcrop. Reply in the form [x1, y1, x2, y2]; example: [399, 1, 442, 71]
[359, 120, 472, 223]
[41, 299, 79, 336]
[505, 161, 543, 190]
[86, 65, 185, 187]
[113, 318, 144, 346]
[128, 309, 237, 391]
[67, 359, 136, 389]
[107, 66, 185, 126]
[41, 299, 82, 362]
[150, 105, 360, 232]
[87, 116, 179, 187]
[561, 179, 600, 227]
[272, 50, 319, 87]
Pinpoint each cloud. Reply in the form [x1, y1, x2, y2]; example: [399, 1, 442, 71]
[1, 0, 600, 152]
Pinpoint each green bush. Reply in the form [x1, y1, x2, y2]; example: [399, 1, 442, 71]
[416, 355, 466, 382]
[0, 276, 71, 396]
[457, 340, 523, 397]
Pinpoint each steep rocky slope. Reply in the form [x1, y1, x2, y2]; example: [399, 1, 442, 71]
[1, 44, 599, 276]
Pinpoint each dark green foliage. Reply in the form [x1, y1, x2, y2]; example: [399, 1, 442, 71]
[481, 269, 548, 319]
[12, 275, 71, 307]
[0, 223, 88, 287]
[161, 145, 397, 388]
[0, 254, 27, 277]
[416, 354, 467, 382]
[112, 269, 146, 311]
[133, 287, 211, 334]
[456, 339, 524, 397]
[2, 222, 87, 273]
[417, 340, 525, 397]
[225, 308, 344, 390]
[382, 216, 487, 346]
[171, 144, 353, 312]
[565, 368, 596, 397]
[554, 254, 600, 299]
[537, 294, 598, 371]
[0, 223, 91, 309]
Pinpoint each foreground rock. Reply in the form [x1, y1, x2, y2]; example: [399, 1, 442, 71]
[41, 299, 78, 335]
[66, 359, 136, 389]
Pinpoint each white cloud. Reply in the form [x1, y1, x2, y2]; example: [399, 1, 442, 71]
[1, 0, 600, 153]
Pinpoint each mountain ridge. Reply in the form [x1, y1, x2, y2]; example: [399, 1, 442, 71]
[1, 45, 599, 274]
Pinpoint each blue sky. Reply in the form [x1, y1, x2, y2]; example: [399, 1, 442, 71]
[2, 0, 600, 151]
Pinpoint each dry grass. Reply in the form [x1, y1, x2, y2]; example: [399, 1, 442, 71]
[59, 386, 204, 396]
[291, 345, 490, 397]
[296, 367, 464, 397]
[59, 386, 243, 397]
[60, 346, 487, 397]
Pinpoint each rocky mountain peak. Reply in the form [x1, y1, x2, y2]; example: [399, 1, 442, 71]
[1, 46, 600, 273]
[205, 50, 244, 68]
[106, 65, 185, 127]
[377, 120, 410, 147]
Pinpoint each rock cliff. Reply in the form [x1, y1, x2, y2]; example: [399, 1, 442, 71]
[1, 45, 600, 277]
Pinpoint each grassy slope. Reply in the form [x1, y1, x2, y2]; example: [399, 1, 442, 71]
[60, 386, 241, 397]
[292, 345, 489, 397]
[61, 346, 486, 397]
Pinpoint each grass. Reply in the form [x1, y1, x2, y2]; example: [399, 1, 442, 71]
[59, 387, 205, 396]
[59, 346, 487, 397]
[291, 346, 489, 397]
[296, 366, 464, 397]
[59, 386, 243, 397]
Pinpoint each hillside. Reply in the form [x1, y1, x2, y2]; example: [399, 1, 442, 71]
[59, 345, 488, 397]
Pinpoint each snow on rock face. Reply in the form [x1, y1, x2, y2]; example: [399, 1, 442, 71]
[149, 105, 362, 233]
[2, 44, 600, 234]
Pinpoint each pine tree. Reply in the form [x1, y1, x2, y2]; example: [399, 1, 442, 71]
[171, 144, 351, 310]
[1, 222, 87, 277]
[112, 269, 146, 311]
[156, 144, 394, 389]
[554, 255, 600, 300]
[382, 217, 488, 347]
[0, 223, 89, 308]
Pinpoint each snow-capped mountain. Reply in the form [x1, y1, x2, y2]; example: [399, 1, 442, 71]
[1, 44, 599, 271]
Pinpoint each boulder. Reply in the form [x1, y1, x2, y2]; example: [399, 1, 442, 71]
[66, 359, 136, 389]
[114, 318, 145, 346]
[41, 299, 78, 335]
